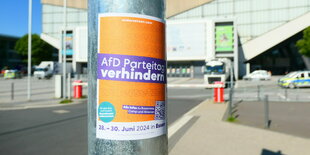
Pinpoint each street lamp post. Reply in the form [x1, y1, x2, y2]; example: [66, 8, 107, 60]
[88, 0, 167, 154]
[27, 0, 32, 101]
[62, 0, 67, 99]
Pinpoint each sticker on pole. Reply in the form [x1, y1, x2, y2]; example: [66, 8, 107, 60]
[96, 13, 166, 140]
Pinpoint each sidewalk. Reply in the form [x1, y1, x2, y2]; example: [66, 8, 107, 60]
[169, 100, 310, 155]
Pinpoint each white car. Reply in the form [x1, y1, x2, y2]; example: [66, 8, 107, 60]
[243, 70, 271, 81]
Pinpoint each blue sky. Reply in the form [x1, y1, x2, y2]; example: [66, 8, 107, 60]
[0, 0, 42, 37]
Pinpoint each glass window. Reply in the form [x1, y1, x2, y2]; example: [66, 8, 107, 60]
[187, 7, 202, 18]
[270, 0, 289, 9]
[289, 0, 309, 7]
[289, 7, 308, 20]
[251, 24, 266, 37]
[252, 11, 269, 23]
[42, 5, 53, 13]
[68, 13, 78, 23]
[299, 73, 305, 78]
[43, 13, 53, 23]
[67, 7, 78, 13]
[42, 23, 53, 34]
[270, 10, 288, 22]
[237, 25, 251, 37]
[53, 13, 63, 23]
[252, 0, 269, 11]
[236, 13, 251, 24]
[53, 5, 63, 13]
[235, 0, 251, 13]
[80, 12, 88, 22]
[203, 3, 217, 16]
[218, 2, 233, 15]
[9, 41, 15, 50]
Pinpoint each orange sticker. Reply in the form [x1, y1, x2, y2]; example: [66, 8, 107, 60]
[96, 13, 166, 140]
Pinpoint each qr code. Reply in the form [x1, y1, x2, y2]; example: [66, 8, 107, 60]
[155, 101, 165, 120]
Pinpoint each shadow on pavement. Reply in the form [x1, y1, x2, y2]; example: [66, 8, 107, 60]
[261, 149, 283, 155]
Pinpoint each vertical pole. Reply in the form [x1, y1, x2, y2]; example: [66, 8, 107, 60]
[228, 66, 234, 117]
[27, 0, 32, 101]
[59, 31, 62, 63]
[68, 73, 71, 99]
[11, 82, 14, 100]
[62, 0, 67, 99]
[264, 95, 270, 128]
[88, 0, 166, 154]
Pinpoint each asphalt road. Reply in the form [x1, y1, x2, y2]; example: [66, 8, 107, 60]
[0, 88, 212, 155]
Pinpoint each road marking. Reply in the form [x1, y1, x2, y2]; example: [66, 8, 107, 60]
[277, 93, 285, 99]
[52, 110, 70, 114]
[277, 93, 291, 101]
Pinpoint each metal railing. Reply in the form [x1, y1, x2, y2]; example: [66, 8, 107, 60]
[231, 84, 310, 102]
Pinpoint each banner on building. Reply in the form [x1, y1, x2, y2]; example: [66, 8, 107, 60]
[215, 25, 234, 52]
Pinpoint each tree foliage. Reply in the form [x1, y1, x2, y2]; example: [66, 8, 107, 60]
[14, 34, 54, 65]
[296, 27, 310, 57]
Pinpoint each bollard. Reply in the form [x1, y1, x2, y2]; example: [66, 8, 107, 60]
[228, 84, 233, 117]
[73, 80, 83, 99]
[11, 82, 14, 100]
[214, 81, 224, 103]
[264, 95, 270, 128]
[88, 0, 167, 154]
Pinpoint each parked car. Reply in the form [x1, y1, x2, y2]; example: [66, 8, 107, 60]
[3, 70, 22, 79]
[278, 71, 310, 88]
[243, 70, 271, 81]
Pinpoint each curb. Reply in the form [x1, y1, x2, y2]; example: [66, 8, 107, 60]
[0, 99, 87, 111]
[168, 99, 211, 139]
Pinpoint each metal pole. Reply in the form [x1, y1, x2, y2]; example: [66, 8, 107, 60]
[228, 66, 234, 117]
[229, 88, 233, 117]
[59, 32, 62, 63]
[264, 95, 270, 128]
[88, 0, 166, 154]
[11, 82, 14, 100]
[68, 73, 71, 99]
[62, 0, 67, 99]
[27, 0, 32, 101]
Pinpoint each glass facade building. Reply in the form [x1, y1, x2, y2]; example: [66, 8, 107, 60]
[167, 0, 310, 76]
[41, 0, 310, 76]
[42, 4, 87, 39]
[169, 0, 310, 44]
[0, 35, 23, 70]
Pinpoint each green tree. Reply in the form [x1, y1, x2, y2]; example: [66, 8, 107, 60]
[296, 27, 310, 57]
[14, 34, 54, 65]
